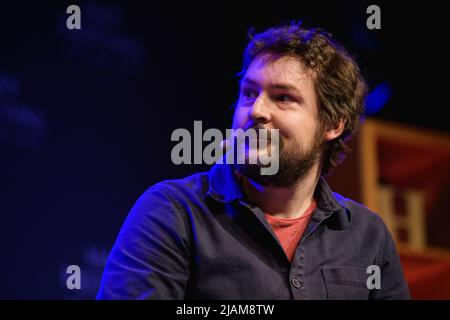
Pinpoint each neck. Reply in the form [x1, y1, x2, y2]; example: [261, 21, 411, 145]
[239, 164, 321, 219]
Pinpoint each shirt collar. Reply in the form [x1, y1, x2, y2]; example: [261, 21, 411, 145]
[207, 163, 244, 203]
[207, 163, 351, 219]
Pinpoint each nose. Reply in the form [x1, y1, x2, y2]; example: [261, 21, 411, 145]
[249, 93, 271, 124]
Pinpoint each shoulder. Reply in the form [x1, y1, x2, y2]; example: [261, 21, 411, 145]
[331, 192, 400, 267]
[121, 172, 209, 235]
[332, 191, 390, 236]
[137, 171, 210, 209]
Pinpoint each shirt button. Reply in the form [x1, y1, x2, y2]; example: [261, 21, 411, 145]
[291, 278, 301, 289]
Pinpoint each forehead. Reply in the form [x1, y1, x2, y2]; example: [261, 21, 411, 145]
[242, 54, 314, 87]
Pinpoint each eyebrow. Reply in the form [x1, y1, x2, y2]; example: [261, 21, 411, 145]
[240, 77, 302, 95]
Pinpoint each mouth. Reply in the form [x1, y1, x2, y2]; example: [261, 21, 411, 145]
[231, 126, 280, 153]
[241, 134, 271, 147]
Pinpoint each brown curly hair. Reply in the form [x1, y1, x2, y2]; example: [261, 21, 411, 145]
[239, 21, 368, 176]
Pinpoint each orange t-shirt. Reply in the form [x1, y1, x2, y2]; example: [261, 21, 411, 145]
[264, 200, 317, 262]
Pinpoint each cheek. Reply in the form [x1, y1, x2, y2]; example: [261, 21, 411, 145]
[231, 107, 248, 129]
[273, 116, 300, 139]
[276, 116, 316, 146]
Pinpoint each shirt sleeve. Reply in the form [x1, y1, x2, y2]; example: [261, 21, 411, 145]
[96, 184, 191, 299]
[370, 224, 411, 300]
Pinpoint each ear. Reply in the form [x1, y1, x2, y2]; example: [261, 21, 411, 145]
[324, 119, 345, 142]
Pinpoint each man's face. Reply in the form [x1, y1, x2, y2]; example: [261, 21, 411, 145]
[232, 54, 325, 187]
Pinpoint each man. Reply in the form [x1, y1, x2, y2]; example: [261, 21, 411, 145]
[97, 22, 410, 299]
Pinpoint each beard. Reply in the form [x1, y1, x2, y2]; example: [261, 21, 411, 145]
[233, 126, 325, 187]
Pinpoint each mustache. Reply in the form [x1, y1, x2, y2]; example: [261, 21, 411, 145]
[232, 126, 282, 151]
[243, 122, 266, 131]
[241, 124, 277, 141]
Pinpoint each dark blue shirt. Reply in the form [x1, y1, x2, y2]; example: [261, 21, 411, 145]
[97, 163, 411, 299]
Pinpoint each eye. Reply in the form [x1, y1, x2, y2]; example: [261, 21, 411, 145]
[240, 88, 258, 101]
[274, 94, 296, 103]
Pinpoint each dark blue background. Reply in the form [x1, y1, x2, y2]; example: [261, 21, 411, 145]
[1, 0, 448, 298]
